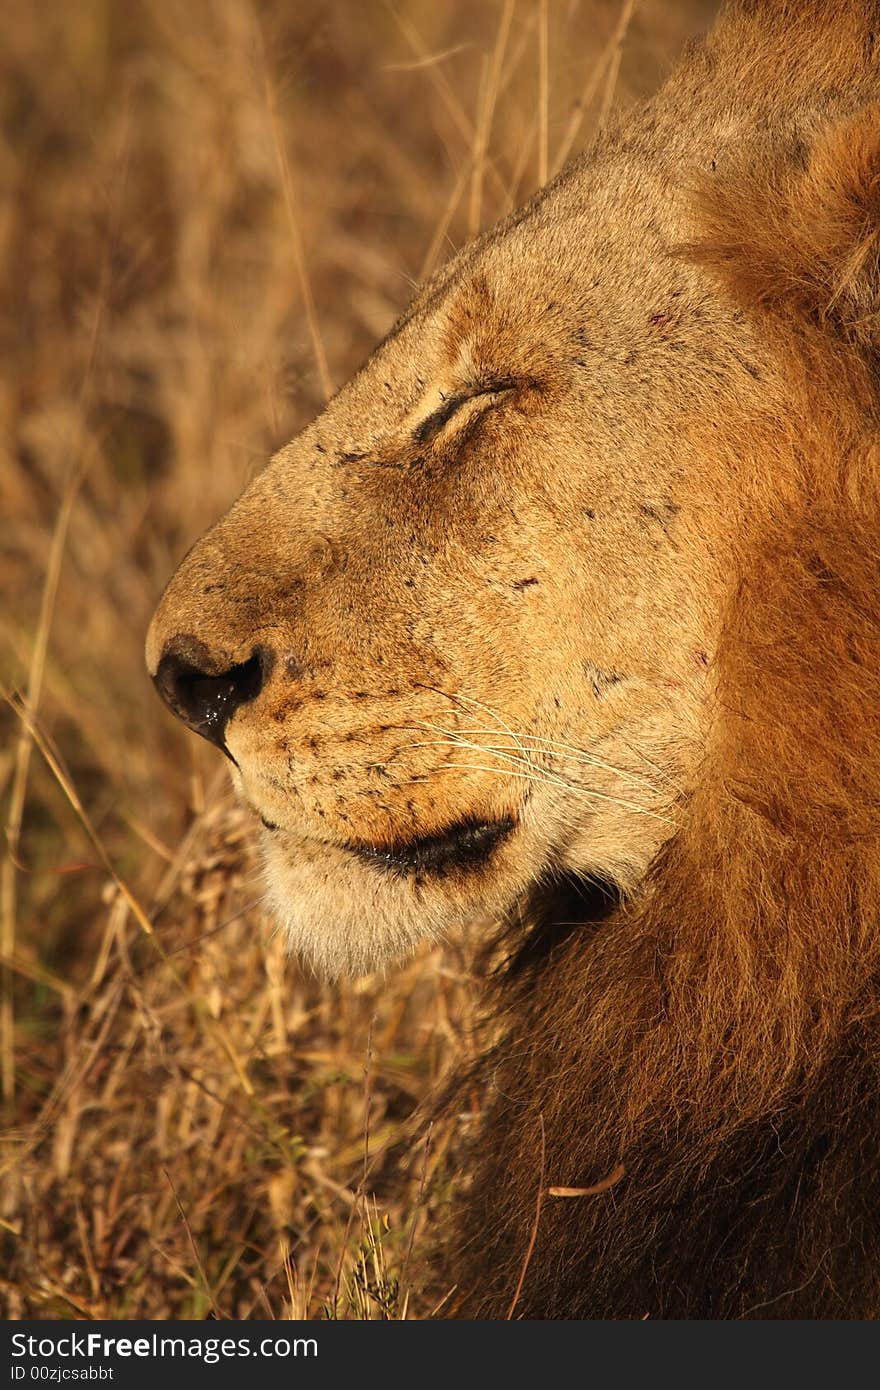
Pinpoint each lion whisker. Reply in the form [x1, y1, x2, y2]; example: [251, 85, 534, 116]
[414, 686, 532, 762]
[616, 731, 685, 795]
[412, 719, 674, 806]
[432, 726, 667, 794]
[375, 717, 678, 823]
[432, 754, 677, 825]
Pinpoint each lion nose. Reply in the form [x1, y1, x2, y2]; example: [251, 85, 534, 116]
[153, 638, 271, 751]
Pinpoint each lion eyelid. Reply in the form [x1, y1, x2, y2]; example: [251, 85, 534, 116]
[412, 378, 517, 445]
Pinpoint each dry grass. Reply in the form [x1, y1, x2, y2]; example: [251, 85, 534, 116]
[1, 0, 716, 1319]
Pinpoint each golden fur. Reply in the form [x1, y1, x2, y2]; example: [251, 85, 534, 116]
[148, 0, 880, 1316]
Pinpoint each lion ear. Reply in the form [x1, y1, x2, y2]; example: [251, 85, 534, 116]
[695, 102, 880, 352]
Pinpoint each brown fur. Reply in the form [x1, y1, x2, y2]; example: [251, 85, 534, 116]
[147, 0, 880, 1316]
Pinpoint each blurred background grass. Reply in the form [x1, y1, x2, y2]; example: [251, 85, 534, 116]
[1, 0, 716, 1319]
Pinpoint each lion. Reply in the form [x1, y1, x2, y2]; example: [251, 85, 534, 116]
[146, 0, 880, 1317]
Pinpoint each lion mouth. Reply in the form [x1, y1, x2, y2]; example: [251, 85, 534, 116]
[346, 815, 516, 878]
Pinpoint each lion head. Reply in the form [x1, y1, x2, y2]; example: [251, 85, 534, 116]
[146, 0, 880, 994]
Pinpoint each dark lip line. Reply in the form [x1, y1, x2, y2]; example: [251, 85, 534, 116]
[346, 814, 517, 878]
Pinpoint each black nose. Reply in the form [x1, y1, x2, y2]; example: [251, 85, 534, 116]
[153, 638, 270, 751]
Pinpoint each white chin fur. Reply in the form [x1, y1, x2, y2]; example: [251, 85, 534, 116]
[261, 836, 486, 978]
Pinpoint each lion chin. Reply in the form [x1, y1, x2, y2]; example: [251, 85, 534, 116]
[262, 841, 485, 979]
[256, 791, 651, 977]
[258, 821, 524, 978]
[148, 0, 880, 1321]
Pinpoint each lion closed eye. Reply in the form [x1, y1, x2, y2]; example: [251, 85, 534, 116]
[148, 0, 880, 1320]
